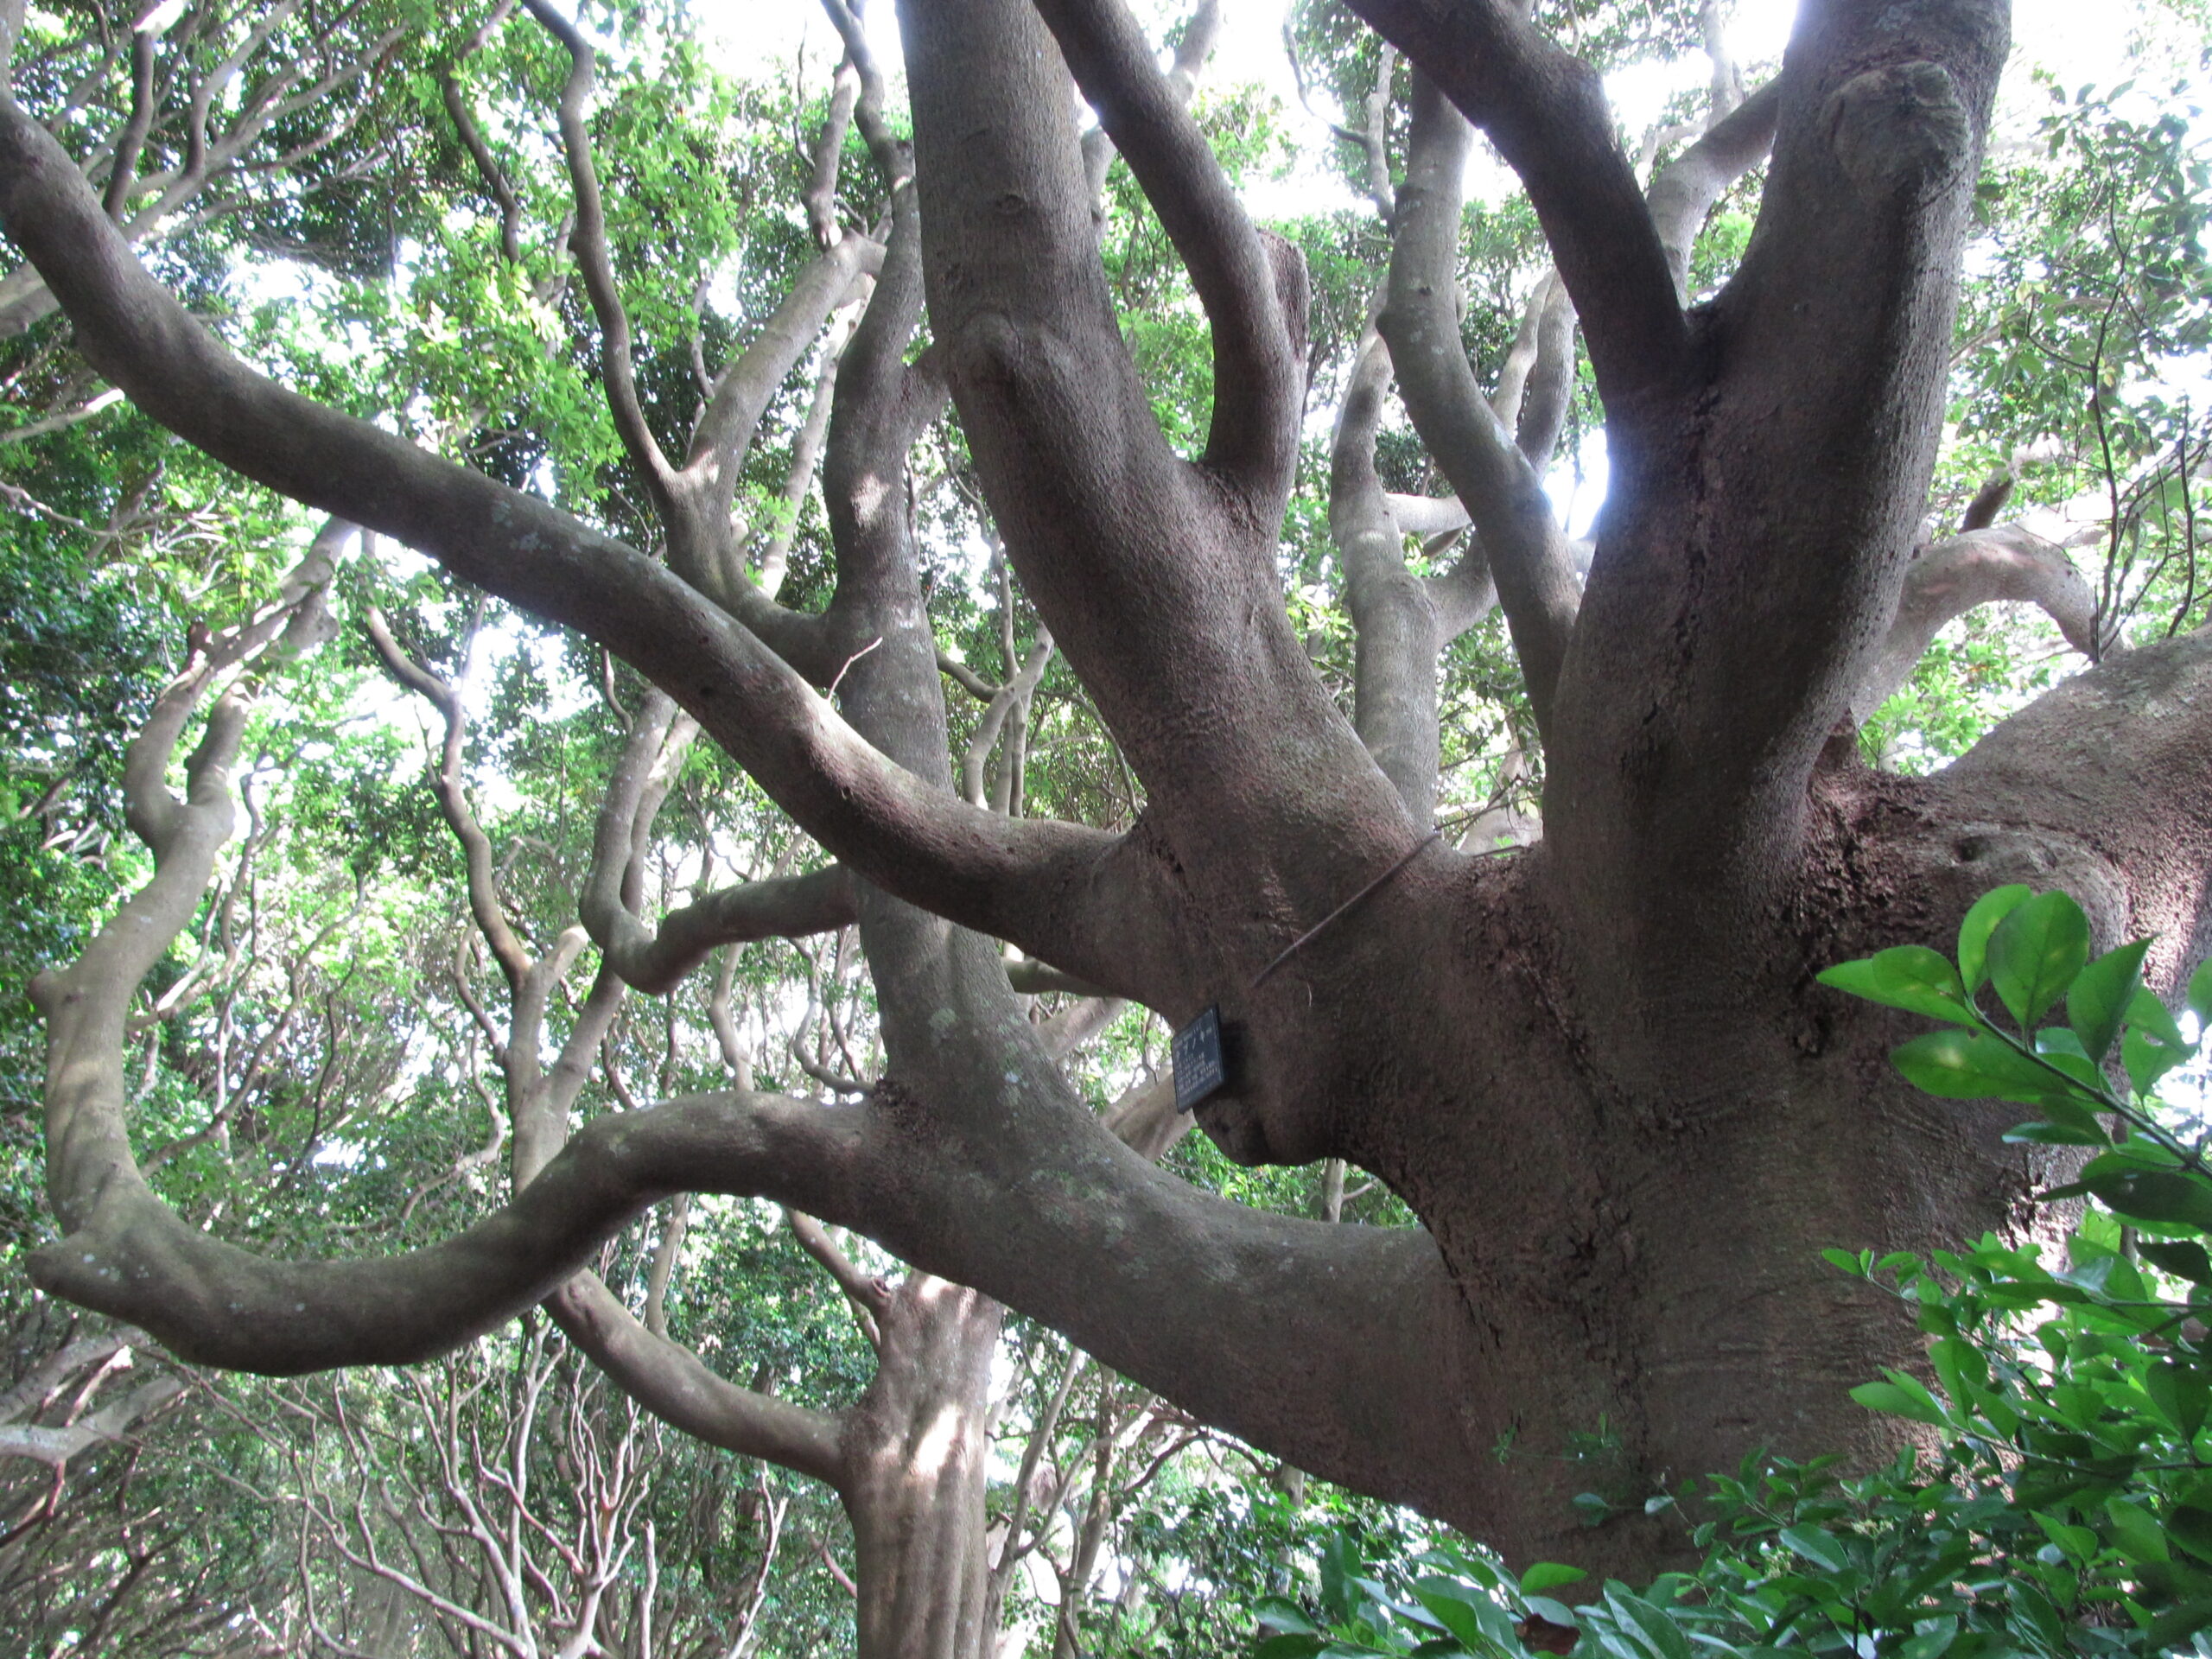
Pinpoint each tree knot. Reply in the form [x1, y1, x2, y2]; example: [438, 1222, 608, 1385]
[1823, 61, 1971, 206]
[953, 310, 1024, 391]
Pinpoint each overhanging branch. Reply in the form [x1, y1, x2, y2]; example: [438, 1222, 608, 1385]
[0, 93, 1148, 990]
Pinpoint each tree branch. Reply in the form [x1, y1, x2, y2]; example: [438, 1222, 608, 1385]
[363, 606, 535, 994]
[785, 1210, 891, 1331]
[0, 1376, 184, 1468]
[1033, 0, 1304, 499]
[1382, 78, 1577, 746]
[1646, 79, 1780, 302]
[1339, 0, 1688, 448]
[441, 73, 524, 267]
[1334, 327, 1461, 826]
[543, 1275, 847, 1490]
[1850, 523, 2099, 724]
[0, 98, 1162, 996]
[523, 0, 677, 515]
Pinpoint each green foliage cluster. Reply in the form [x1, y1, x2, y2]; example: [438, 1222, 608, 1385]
[1269, 887, 2212, 1657]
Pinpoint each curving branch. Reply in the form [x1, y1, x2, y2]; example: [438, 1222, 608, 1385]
[674, 192, 880, 555]
[593, 862, 861, 998]
[0, 94, 1167, 999]
[752, 314, 852, 601]
[378, 624, 858, 1499]
[1338, 0, 1687, 448]
[441, 73, 524, 268]
[1082, 0, 1224, 212]
[100, 28, 156, 221]
[1031, 0, 1305, 499]
[803, 52, 864, 248]
[785, 1210, 893, 1335]
[1490, 270, 1574, 470]
[1, 0, 408, 340]
[0, 1374, 184, 1469]
[362, 605, 535, 994]
[24, 530, 1508, 1567]
[1382, 77, 1578, 747]
[578, 692, 861, 993]
[1333, 327, 1491, 827]
[1646, 79, 1780, 302]
[962, 632, 1056, 808]
[543, 1274, 847, 1487]
[1850, 524, 2101, 724]
[524, 0, 677, 514]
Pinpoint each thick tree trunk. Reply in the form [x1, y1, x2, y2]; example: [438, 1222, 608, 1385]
[842, 1276, 1002, 1659]
[18, 0, 2212, 1599]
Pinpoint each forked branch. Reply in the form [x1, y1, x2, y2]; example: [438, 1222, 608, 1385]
[1033, 0, 1305, 499]
[0, 96, 1156, 995]
[1339, 0, 1687, 442]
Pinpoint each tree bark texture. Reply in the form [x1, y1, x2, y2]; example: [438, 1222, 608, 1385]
[12, 0, 2212, 1586]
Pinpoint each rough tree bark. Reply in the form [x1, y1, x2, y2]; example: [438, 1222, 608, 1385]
[9, 0, 2211, 1588]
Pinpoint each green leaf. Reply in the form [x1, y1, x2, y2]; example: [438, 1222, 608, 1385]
[2147, 1357, 2211, 1438]
[1958, 884, 2032, 992]
[2125, 1024, 2190, 1096]
[2002, 1118, 2111, 1147]
[2139, 1238, 2212, 1281]
[1777, 1526, 1853, 1572]
[1571, 1493, 1611, 1526]
[1891, 1028, 2084, 1105]
[1255, 1599, 1323, 1636]
[2172, 1503, 2212, 1565]
[1850, 1377, 1949, 1428]
[1412, 1580, 1517, 1652]
[1253, 1637, 1330, 1659]
[1602, 1585, 1696, 1659]
[1897, 1618, 1958, 1659]
[2146, 1597, 2212, 1649]
[1986, 890, 2089, 1031]
[2082, 1166, 2212, 1230]
[1521, 1596, 1580, 1630]
[2069, 938, 2152, 1059]
[1817, 947, 1976, 1027]
[1518, 1563, 1588, 1595]
[2133, 982, 2191, 1048]
[2031, 1510, 2098, 1561]
[2106, 1496, 2171, 1564]
[2188, 958, 2212, 1031]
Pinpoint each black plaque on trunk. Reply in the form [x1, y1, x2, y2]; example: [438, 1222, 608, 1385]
[1172, 1005, 1227, 1114]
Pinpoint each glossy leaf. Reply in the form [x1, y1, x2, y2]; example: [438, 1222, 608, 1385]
[2126, 983, 2189, 1049]
[2106, 1496, 2171, 1564]
[1986, 890, 2090, 1032]
[1958, 884, 2032, 993]
[1518, 1563, 1587, 1595]
[2148, 1358, 2211, 1439]
[2082, 1166, 2212, 1230]
[2139, 1238, 2212, 1281]
[1818, 947, 1975, 1027]
[2189, 958, 2212, 1031]
[1849, 1379, 1949, 1428]
[2068, 937, 2152, 1059]
[2171, 1504, 2212, 1566]
[1412, 1580, 1516, 1652]
[1777, 1526, 1852, 1572]
[2146, 1597, 2212, 1649]
[1891, 1029, 2085, 1105]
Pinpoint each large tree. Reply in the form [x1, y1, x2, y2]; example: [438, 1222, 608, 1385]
[5, 0, 2208, 1601]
